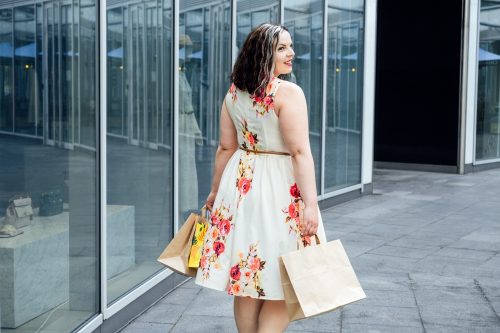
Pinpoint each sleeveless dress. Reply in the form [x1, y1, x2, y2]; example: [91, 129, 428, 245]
[194, 77, 327, 300]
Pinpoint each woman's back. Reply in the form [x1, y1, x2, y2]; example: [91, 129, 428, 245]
[225, 77, 289, 154]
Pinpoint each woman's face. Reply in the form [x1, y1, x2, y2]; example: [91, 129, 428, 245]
[273, 30, 295, 77]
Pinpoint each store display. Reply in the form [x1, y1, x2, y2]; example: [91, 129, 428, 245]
[5, 195, 33, 228]
[39, 189, 63, 216]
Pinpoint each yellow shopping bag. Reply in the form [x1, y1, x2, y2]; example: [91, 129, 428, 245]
[188, 210, 208, 268]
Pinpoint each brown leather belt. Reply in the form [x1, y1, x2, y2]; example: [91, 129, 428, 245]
[239, 146, 290, 156]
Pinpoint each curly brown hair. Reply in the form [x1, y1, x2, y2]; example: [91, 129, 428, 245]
[231, 23, 290, 97]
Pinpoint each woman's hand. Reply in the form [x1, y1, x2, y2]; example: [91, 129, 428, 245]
[300, 203, 319, 236]
[205, 191, 217, 211]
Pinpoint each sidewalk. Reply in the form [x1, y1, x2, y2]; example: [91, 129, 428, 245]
[121, 168, 500, 333]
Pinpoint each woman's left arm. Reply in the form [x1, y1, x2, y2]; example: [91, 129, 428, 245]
[205, 100, 238, 209]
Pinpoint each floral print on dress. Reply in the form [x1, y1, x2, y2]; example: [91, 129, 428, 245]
[250, 77, 280, 117]
[229, 83, 238, 103]
[282, 182, 312, 247]
[236, 152, 255, 207]
[199, 203, 234, 280]
[227, 242, 266, 298]
[241, 119, 260, 150]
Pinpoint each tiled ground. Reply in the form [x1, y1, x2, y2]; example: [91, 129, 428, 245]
[120, 168, 500, 333]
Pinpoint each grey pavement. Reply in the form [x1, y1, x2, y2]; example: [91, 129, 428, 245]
[120, 168, 500, 333]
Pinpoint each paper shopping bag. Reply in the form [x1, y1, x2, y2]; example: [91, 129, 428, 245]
[280, 238, 366, 320]
[157, 210, 204, 277]
[188, 214, 208, 268]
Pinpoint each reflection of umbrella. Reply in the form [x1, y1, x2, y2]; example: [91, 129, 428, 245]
[15, 43, 35, 57]
[179, 47, 203, 60]
[0, 42, 13, 57]
[108, 46, 123, 58]
[189, 50, 202, 59]
[343, 52, 358, 60]
[479, 48, 500, 61]
[297, 52, 310, 60]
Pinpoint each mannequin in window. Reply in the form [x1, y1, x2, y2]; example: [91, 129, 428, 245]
[179, 33, 203, 220]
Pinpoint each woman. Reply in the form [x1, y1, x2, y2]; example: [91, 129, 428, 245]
[195, 23, 327, 333]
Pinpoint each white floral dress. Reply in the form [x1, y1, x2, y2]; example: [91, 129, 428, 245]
[194, 77, 327, 300]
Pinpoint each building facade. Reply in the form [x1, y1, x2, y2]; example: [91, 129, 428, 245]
[0, 0, 497, 332]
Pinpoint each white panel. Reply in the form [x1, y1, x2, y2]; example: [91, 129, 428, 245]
[466, 0, 479, 164]
[361, 0, 377, 187]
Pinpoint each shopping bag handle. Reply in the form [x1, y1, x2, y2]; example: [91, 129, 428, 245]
[201, 205, 211, 219]
[299, 234, 321, 249]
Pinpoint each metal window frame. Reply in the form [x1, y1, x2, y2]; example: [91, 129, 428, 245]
[471, 0, 500, 165]
[320, 0, 327, 196]
[361, 0, 376, 190]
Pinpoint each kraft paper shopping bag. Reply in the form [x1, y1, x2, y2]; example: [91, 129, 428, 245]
[280, 237, 366, 320]
[157, 209, 207, 277]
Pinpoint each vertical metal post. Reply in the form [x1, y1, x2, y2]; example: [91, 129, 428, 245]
[320, 0, 328, 196]
[98, 0, 108, 319]
[231, 0, 237, 67]
[173, 0, 179, 233]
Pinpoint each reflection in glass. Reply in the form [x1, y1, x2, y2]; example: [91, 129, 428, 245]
[0, 9, 13, 133]
[105, 0, 173, 304]
[178, 0, 232, 224]
[237, 0, 280, 48]
[0, 1, 99, 332]
[476, 2, 500, 161]
[284, 0, 324, 193]
[325, 0, 364, 191]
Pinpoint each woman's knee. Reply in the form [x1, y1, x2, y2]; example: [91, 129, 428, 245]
[257, 300, 289, 333]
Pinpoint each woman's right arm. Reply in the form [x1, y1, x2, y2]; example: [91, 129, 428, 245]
[205, 99, 239, 210]
[276, 82, 319, 236]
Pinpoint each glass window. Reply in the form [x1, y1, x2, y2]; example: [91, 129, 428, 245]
[178, 0, 232, 223]
[0, 1, 99, 332]
[325, 0, 364, 191]
[0, 9, 13, 133]
[284, 0, 324, 194]
[236, 0, 280, 48]
[14, 6, 36, 136]
[105, 0, 173, 304]
[476, 1, 500, 161]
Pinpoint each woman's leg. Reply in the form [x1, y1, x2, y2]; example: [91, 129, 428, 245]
[257, 300, 289, 333]
[234, 296, 264, 333]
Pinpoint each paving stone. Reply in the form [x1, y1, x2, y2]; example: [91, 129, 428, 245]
[157, 284, 201, 306]
[169, 314, 237, 333]
[286, 310, 341, 332]
[368, 245, 435, 259]
[120, 321, 173, 333]
[183, 287, 234, 317]
[433, 247, 496, 261]
[423, 321, 500, 333]
[341, 322, 425, 333]
[388, 237, 447, 250]
[342, 304, 422, 327]
[134, 302, 185, 324]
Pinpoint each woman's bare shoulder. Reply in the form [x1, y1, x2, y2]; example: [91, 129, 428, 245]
[274, 80, 305, 117]
[275, 80, 305, 103]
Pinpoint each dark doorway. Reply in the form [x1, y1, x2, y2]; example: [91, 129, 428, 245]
[374, 0, 465, 168]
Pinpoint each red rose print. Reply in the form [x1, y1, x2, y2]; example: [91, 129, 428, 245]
[290, 183, 301, 198]
[213, 241, 225, 256]
[230, 264, 241, 280]
[249, 257, 261, 271]
[288, 203, 298, 218]
[238, 177, 251, 195]
[218, 219, 232, 236]
[200, 255, 207, 269]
